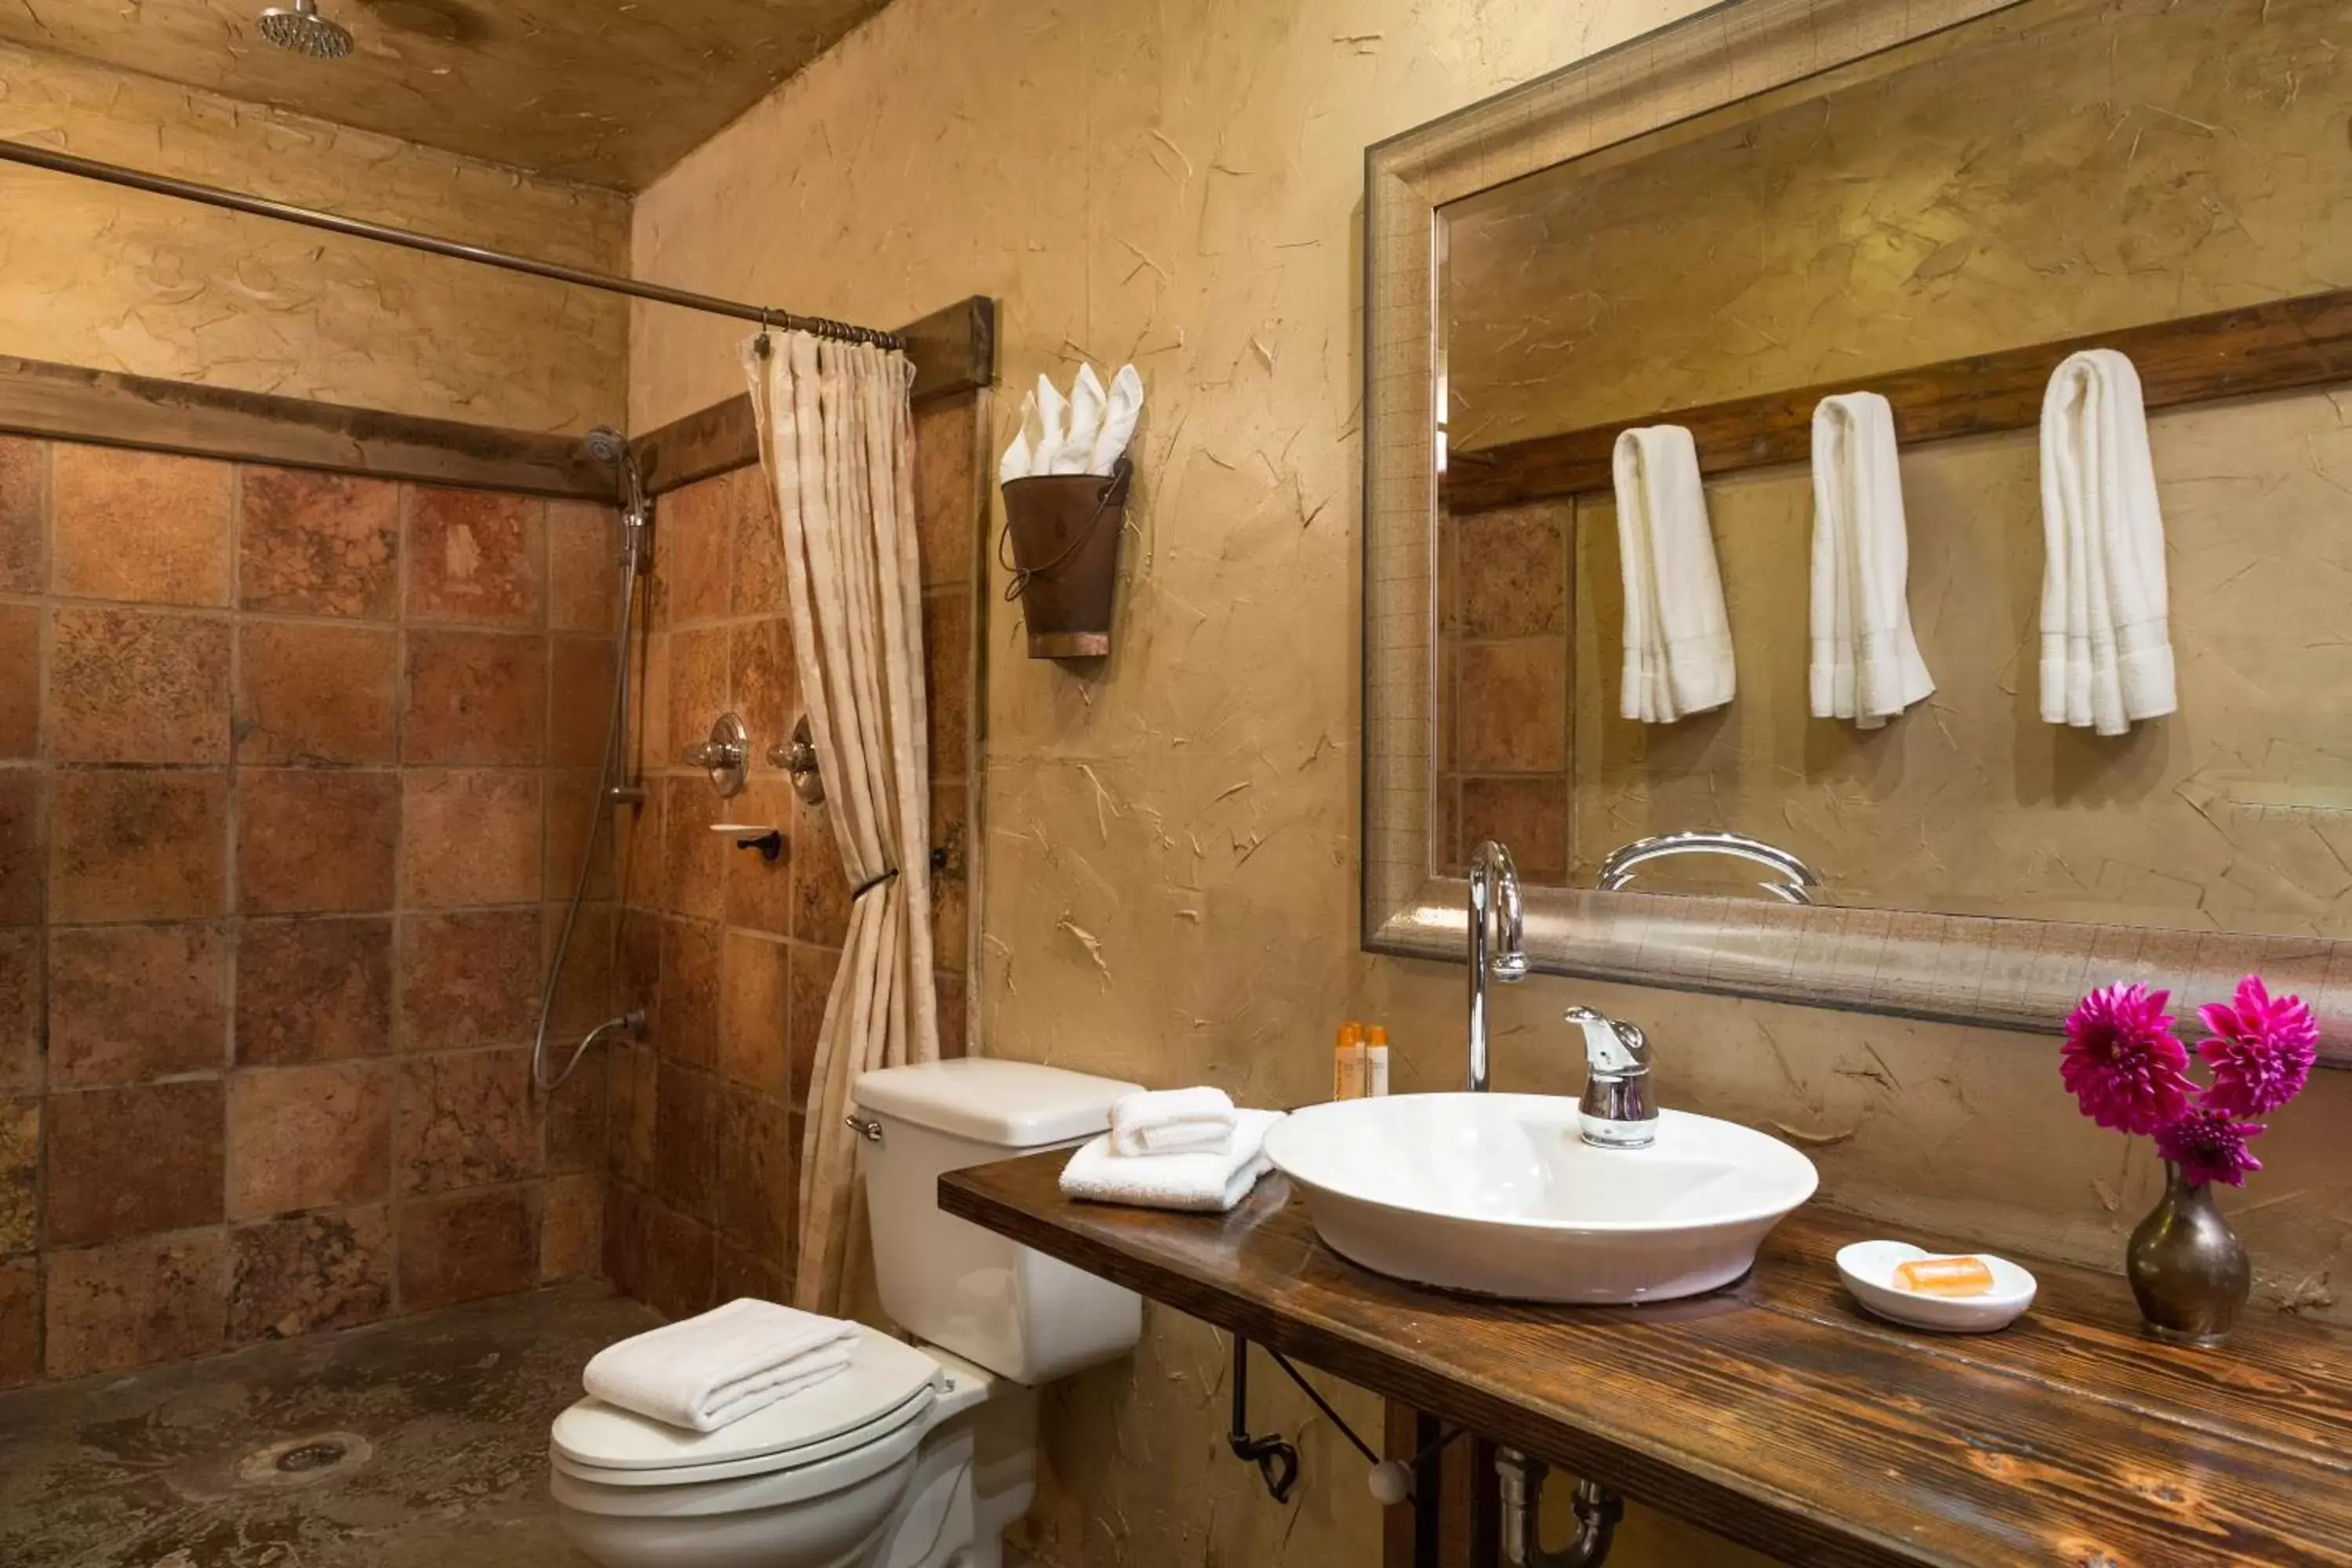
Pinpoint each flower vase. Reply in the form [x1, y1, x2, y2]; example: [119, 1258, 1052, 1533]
[2125, 1161, 2251, 1345]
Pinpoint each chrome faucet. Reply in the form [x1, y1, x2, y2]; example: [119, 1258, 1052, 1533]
[1563, 1006, 1654, 1149]
[1466, 840, 1527, 1092]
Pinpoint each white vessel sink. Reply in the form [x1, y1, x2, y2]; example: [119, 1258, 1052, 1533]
[1261, 1094, 1818, 1305]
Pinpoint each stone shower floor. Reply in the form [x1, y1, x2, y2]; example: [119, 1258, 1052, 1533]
[0, 1282, 660, 1567]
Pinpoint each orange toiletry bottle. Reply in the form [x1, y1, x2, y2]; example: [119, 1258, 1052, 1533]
[1333, 1022, 1367, 1101]
[1892, 1256, 1996, 1298]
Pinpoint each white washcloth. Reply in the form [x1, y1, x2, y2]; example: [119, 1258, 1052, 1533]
[1809, 392, 1935, 729]
[2038, 349, 2176, 736]
[1053, 365, 1107, 474]
[1613, 425, 1736, 723]
[1089, 364, 1144, 474]
[998, 390, 1037, 485]
[1061, 1109, 1284, 1213]
[583, 1298, 858, 1433]
[1027, 373, 1073, 475]
[1109, 1086, 1236, 1157]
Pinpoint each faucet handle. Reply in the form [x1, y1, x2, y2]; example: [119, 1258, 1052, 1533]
[1563, 1006, 1656, 1149]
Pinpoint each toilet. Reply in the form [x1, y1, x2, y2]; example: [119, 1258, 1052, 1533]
[548, 1058, 1145, 1568]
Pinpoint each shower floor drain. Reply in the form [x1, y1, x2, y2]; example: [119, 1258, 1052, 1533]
[236, 1432, 375, 1490]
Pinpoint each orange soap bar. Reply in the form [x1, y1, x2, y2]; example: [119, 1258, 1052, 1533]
[1893, 1256, 1995, 1297]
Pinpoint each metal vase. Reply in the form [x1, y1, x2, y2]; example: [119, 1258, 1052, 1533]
[2125, 1161, 2251, 1345]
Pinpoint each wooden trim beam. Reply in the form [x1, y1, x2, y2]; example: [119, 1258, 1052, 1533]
[1443, 286, 2352, 512]
[633, 295, 997, 496]
[0, 353, 612, 499]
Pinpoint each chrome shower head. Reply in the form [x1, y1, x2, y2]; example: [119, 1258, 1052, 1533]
[583, 426, 649, 556]
[259, 0, 354, 59]
[583, 426, 630, 466]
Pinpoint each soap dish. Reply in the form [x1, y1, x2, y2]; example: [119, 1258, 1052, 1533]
[1835, 1240, 2036, 1334]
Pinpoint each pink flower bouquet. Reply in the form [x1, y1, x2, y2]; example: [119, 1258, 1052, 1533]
[2060, 976, 2316, 1188]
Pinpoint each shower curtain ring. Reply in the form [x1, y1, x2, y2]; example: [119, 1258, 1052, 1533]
[754, 309, 774, 358]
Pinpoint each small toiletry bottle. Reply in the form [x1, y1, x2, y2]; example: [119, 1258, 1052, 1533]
[1333, 1022, 1366, 1101]
[1365, 1026, 1391, 1098]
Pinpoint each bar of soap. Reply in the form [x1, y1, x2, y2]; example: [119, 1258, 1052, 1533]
[1893, 1255, 1995, 1298]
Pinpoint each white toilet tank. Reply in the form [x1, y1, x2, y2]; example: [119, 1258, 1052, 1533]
[853, 1058, 1144, 1385]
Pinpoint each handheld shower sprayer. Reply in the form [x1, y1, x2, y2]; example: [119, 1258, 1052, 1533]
[584, 424, 650, 568]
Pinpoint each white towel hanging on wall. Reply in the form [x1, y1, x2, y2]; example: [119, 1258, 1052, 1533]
[1809, 391, 1935, 729]
[2038, 349, 2176, 736]
[1613, 424, 1736, 724]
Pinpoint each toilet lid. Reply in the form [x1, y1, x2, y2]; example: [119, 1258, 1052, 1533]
[551, 1326, 943, 1474]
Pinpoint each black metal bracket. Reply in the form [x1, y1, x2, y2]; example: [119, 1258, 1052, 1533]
[1229, 1335, 1465, 1507]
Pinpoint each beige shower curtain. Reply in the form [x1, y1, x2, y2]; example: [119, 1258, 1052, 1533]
[742, 330, 938, 1314]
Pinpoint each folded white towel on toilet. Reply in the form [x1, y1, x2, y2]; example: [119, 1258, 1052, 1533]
[1808, 392, 1935, 729]
[2038, 348, 2176, 736]
[1613, 425, 1736, 724]
[1061, 1109, 1284, 1213]
[1109, 1085, 1237, 1156]
[583, 1298, 858, 1433]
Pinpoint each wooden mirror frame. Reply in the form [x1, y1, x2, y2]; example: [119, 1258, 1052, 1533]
[1357, 0, 2352, 1062]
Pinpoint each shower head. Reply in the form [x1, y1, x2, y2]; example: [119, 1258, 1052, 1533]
[583, 426, 649, 546]
[259, 0, 354, 59]
[583, 426, 629, 466]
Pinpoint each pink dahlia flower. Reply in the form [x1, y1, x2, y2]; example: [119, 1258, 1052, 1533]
[2196, 975, 2318, 1117]
[2154, 1107, 2266, 1189]
[2060, 982, 2194, 1135]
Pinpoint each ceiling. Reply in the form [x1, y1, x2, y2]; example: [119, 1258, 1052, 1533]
[0, 0, 891, 191]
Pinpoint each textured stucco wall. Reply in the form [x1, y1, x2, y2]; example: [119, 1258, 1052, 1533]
[630, 2, 2352, 1564]
[0, 42, 630, 433]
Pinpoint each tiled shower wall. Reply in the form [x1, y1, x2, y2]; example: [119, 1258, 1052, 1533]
[601, 389, 985, 1321]
[0, 434, 618, 1386]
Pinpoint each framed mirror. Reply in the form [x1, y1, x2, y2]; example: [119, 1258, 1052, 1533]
[1361, 0, 2352, 1059]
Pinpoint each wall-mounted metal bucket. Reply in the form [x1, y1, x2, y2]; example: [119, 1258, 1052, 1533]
[999, 458, 1131, 659]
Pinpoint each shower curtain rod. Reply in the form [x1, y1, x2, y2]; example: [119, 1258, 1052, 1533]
[0, 138, 903, 350]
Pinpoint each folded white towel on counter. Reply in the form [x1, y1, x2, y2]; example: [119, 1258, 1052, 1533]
[1809, 392, 1935, 729]
[1109, 1085, 1236, 1156]
[1000, 363, 1145, 480]
[1061, 1108, 1284, 1213]
[583, 1298, 858, 1433]
[2039, 349, 2176, 736]
[1613, 425, 1736, 724]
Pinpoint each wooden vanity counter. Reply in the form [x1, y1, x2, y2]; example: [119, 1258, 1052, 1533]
[941, 1152, 2352, 1567]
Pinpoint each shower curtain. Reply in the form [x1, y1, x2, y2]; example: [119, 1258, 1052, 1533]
[742, 330, 938, 1314]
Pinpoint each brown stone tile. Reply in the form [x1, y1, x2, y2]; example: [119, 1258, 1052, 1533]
[628, 630, 669, 768]
[0, 930, 37, 1095]
[547, 501, 620, 633]
[600, 1181, 644, 1299]
[1458, 503, 1570, 637]
[931, 779, 968, 971]
[0, 603, 38, 758]
[787, 946, 837, 1111]
[0, 1255, 34, 1387]
[667, 626, 729, 776]
[546, 773, 618, 906]
[239, 467, 401, 619]
[608, 1041, 656, 1190]
[1456, 640, 1569, 772]
[723, 776, 794, 937]
[653, 1058, 715, 1220]
[0, 1098, 34, 1254]
[659, 474, 732, 627]
[227, 1061, 392, 1218]
[604, 1188, 713, 1322]
[234, 620, 397, 764]
[397, 1187, 537, 1312]
[237, 768, 397, 914]
[398, 768, 542, 907]
[51, 608, 231, 764]
[618, 780, 665, 909]
[48, 923, 227, 1088]
[0, 774, 36, 926]
[539, 1172, 603, 1283]
[51, 768, 227, 923]
[544, 1047, 607, 1174]
[935, 969, 968, 1060]
[52, 445, 232, 607]
[235, 916, 394, 1065]
[545, 898, 618, 1036]
[923, 591, 971, 777]
[662, 774, 728, 921]
[397, 908, 541, 1052]
[1459, 776, 1570, 883]
[402, 628, 547, 766]
[407, 487, 543, 626]
[713, 1084, 789, 1260]
[46, 1080, 224, 1244]
[730, 618, 797, 755]
[656, 917, 720, 1069]
[717, 931, 789, 1094]
[550, 636, 615, 768]
[0, 435, 44, 594]
[395, 1047, 537, 1195]
[44, 1231, 227, 1377]
[792, 801, 851, 946]
[731, 470, 785, 615]
[228, 1205, 393, 1342]
[714, 1238, 784, 1307]
[914, 394, 980, 590]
